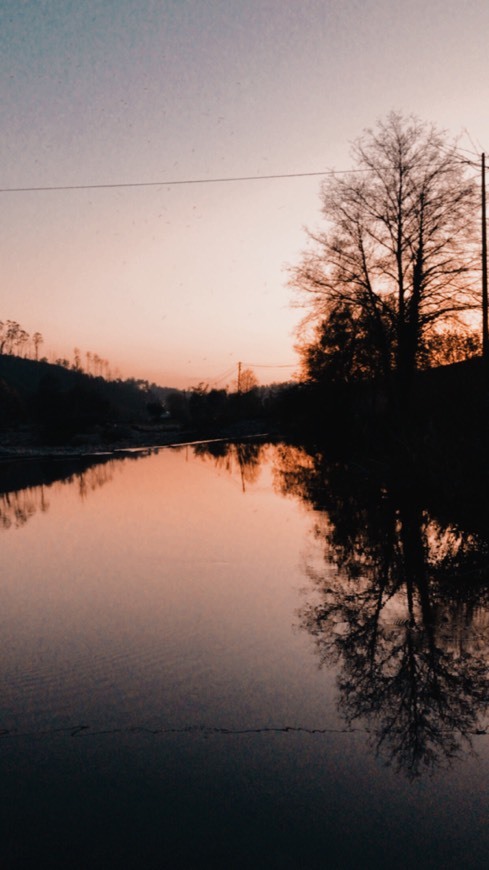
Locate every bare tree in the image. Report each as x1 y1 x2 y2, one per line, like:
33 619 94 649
32 332 44 361
0 320 28 355
235 367 258 393
15 327 29 357
290 113 478 409
72 347 82 371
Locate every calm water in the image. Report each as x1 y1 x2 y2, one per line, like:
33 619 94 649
1 442 489 869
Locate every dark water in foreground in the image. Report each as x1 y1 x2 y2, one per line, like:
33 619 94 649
1 442 489 868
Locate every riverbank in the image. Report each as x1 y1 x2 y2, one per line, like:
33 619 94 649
0 419 274 461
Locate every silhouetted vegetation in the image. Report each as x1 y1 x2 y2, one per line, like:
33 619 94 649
272 114 489 486
164 380 297 436
291 113 478 420
0 351 301 447
0 354 177 443
2 115 486 462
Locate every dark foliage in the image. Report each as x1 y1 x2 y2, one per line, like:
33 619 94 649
0 355 159 440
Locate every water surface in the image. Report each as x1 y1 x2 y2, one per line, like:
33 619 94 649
1 443 489 868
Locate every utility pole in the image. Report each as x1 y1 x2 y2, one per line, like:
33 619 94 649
237 361 242 394
482 152 488 380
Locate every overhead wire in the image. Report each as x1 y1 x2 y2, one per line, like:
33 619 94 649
206 364 237 386
0 144 482 194
2 145 482 385
0 168 367 194
242 362 296 368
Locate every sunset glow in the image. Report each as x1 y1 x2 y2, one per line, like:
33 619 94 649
2 1 488 387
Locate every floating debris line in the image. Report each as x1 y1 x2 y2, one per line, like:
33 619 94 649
1 723 489 740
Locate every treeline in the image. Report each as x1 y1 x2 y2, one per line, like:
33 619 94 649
164 380 296 432
0 320 44 359
0 354 175 441
0 350 302 444
0 319 120 379
0 319 299 441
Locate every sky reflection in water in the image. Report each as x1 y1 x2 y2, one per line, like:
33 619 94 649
1 443 489 867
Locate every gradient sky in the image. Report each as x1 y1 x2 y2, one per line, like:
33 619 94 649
2 0 489 388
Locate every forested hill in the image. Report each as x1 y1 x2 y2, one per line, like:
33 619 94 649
0 354 293 447
0 354 173 435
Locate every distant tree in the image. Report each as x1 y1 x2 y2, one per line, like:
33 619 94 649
290 113 478 411
0 320 28 355
0 321 11 353
32 332 44 361
15 327 29 357
236 367 258 393
72 347 82 371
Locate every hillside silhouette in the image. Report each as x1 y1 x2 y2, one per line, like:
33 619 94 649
0 354 178 445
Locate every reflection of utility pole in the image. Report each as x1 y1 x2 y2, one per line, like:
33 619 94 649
237 361 242 394
238 452 246 493
482 153 488 381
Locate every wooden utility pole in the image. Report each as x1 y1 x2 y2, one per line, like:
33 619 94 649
482 153 488 378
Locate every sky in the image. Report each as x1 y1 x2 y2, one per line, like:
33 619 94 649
2 0 489 389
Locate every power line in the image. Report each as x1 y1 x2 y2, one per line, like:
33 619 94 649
0 145 478 193
207 365 237 386
242 362 297 368
0 144 481 194
0 169 366 195
189 362 296 387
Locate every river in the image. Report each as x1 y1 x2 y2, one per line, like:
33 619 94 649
1 442 488 868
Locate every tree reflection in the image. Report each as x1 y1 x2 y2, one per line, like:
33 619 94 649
0 456 121 529
0 485 49 529
274 445 489 778
193 440 265 491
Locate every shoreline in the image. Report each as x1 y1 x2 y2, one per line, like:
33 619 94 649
0 425 274 463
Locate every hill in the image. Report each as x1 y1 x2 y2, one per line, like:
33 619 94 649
0 354 176 443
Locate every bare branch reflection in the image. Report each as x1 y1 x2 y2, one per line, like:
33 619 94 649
274 445 489 778
193 441 265 490
0 486 48 529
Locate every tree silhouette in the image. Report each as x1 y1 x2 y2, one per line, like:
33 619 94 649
236 367 258 394
290 113 478 411
32 332 44 361
0 320 29 355
72 347 82 371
